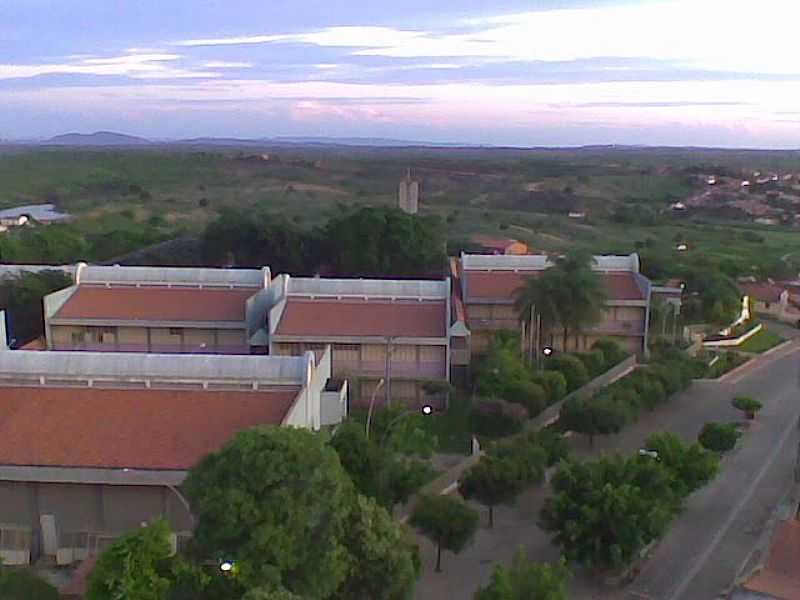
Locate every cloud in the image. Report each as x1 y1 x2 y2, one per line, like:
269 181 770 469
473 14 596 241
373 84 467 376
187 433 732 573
0 52 220 80
202 61 254 68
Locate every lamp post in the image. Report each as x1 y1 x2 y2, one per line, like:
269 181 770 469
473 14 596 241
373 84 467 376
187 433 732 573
121 468 195 530
365 378 386 440
375 405 434 445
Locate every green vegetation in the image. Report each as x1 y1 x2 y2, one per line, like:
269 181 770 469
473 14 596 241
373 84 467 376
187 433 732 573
541 437 719 571
731 396 763 419
410 494 479 573
699 422 741 452
470 398 528 438
459 455 528 528
738 328 784 353
181 426 419 599
0 569 61 600
201 205 446 277
0 270 72 345
475 551 570 600
704 351 749 378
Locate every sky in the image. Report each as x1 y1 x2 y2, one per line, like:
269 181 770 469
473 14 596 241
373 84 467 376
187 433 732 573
1 0 799 147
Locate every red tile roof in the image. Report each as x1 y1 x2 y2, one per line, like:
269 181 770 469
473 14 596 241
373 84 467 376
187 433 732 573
743 519 800 599
739 282 786 304
0 386 298 470
54 285 258 323
463 270 645 302
275 298 447 338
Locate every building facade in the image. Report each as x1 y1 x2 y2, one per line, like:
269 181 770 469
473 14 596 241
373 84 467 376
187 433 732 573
44 263 272 354
268 275 453 408
458 253 652 356
0 349 337 566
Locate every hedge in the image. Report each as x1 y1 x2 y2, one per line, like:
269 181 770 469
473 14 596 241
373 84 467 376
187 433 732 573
545 355 590 392
699 422 740 453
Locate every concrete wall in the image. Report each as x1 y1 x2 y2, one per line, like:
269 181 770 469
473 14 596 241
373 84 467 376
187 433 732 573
0 480 193 558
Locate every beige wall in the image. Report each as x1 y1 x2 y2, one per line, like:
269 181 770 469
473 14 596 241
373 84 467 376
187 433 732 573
49 324 248 353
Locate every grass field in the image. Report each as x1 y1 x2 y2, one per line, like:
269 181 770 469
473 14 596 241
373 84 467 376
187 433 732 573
737 327 785 353
1 145 799 272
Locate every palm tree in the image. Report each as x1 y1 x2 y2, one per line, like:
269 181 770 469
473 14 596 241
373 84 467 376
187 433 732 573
550 250 608 351
513 268 562 362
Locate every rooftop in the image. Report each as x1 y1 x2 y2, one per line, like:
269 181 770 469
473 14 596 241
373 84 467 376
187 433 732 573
274 297 447 338
462 270 647 302
53 285 258 323
460 252 640 273
741 519 800 600
76 264 270 288
286 275 448 300
0 386 298 470
739 281 786 304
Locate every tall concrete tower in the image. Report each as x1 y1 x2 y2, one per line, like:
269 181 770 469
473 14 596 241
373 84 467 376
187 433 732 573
398 169 419 215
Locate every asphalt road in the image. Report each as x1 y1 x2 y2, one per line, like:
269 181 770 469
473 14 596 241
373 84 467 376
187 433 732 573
412 340 800 600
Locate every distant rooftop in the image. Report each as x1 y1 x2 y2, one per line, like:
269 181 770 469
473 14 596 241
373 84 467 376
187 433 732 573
0 204 71 222
284 275 449 299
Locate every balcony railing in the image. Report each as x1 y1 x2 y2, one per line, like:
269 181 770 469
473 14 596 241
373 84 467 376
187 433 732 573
331 359 446 379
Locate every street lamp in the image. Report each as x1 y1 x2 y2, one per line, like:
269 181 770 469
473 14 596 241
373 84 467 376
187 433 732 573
542 346 554 357
365 378 386 440
121 468 195 529
219 560 235 573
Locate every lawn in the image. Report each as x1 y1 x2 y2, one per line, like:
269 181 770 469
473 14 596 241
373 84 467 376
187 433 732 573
738 327 784 353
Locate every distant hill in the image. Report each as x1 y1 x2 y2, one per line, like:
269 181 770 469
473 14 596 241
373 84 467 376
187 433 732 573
270 136 472 148
46 131 151 146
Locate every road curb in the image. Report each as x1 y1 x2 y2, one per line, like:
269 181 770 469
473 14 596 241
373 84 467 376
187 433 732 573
713 339 797 383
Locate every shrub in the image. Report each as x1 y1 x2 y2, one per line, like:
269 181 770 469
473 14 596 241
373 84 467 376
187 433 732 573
0 570 61 600
698 422 740 453
545 355 590 392
592 338 627 367
503 379 548 418
470 399 527 438
532 371 568 405
732 396 762 419
576 349 606 378
646 364 683 396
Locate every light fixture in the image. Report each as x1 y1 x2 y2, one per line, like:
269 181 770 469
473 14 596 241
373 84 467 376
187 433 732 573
421 405 433 416
542 347 553 357
220 560 234 573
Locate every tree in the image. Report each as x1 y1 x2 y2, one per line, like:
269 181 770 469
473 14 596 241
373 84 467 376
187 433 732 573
514 269 562 360
0 270 72 345
0 570 61 600
86 519 173 600
242 587 303 600
540 456 677 570
475 551 570 600
545 355 589 392
558 394 629 446
732 396 762 420
459 456 526 528
184 427 353 597
410 494 479 573
698 422 740 453
334 495 419 600
643 432 718 495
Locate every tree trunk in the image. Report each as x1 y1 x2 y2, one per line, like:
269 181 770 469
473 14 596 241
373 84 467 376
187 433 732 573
435 543 442 572
489 505 494 528
563 327 569 352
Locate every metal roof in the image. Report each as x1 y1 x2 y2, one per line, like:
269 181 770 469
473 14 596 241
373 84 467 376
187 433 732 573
0 350 312 386
288 276 449 299
460 253 640 273
77 264 270 288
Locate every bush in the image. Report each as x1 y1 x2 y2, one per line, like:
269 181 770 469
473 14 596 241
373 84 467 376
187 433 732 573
545 355 590 392
592 338 627 367
732 396 762 419
532 371 568 405
504 379 548 418
0 570 61 600
576 349 607 378
470 399 527 438
698 422 740 453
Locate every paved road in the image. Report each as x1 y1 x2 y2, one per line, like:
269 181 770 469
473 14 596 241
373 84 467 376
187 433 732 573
412 341 800 600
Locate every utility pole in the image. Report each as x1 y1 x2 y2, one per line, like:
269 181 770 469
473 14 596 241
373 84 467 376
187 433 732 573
528 304 535 367
385 336 393 407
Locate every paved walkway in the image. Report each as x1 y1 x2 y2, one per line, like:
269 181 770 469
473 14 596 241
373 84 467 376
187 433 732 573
412 343 800 600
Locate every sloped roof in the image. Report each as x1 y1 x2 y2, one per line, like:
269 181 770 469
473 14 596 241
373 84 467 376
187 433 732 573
0 386 298 470
274 298 447 338
53 285 258 323
462 270 646 302
739 282 786 304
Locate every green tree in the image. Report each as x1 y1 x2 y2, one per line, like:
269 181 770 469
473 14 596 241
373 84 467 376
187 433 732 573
732 396 762 419
698 422 740 453
410 495 479 573
184 427 353 596
242 587 303 600
643 432 719 494
551 249 608 351
86 519 173 600
514 269 562 360
334 495 419 600
540 456 678 570
475 551 570 600
0 270 71 345
0 570 61 600
558 394 629 446
459 456 526 528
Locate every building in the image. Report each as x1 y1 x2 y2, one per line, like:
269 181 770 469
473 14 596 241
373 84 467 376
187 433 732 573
398 169 420 215
268 275 454 407
472 236 529 255
44 263 272 354
739 281 800 325
457 253 651 356
733 518 800 599
0 348 340 566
